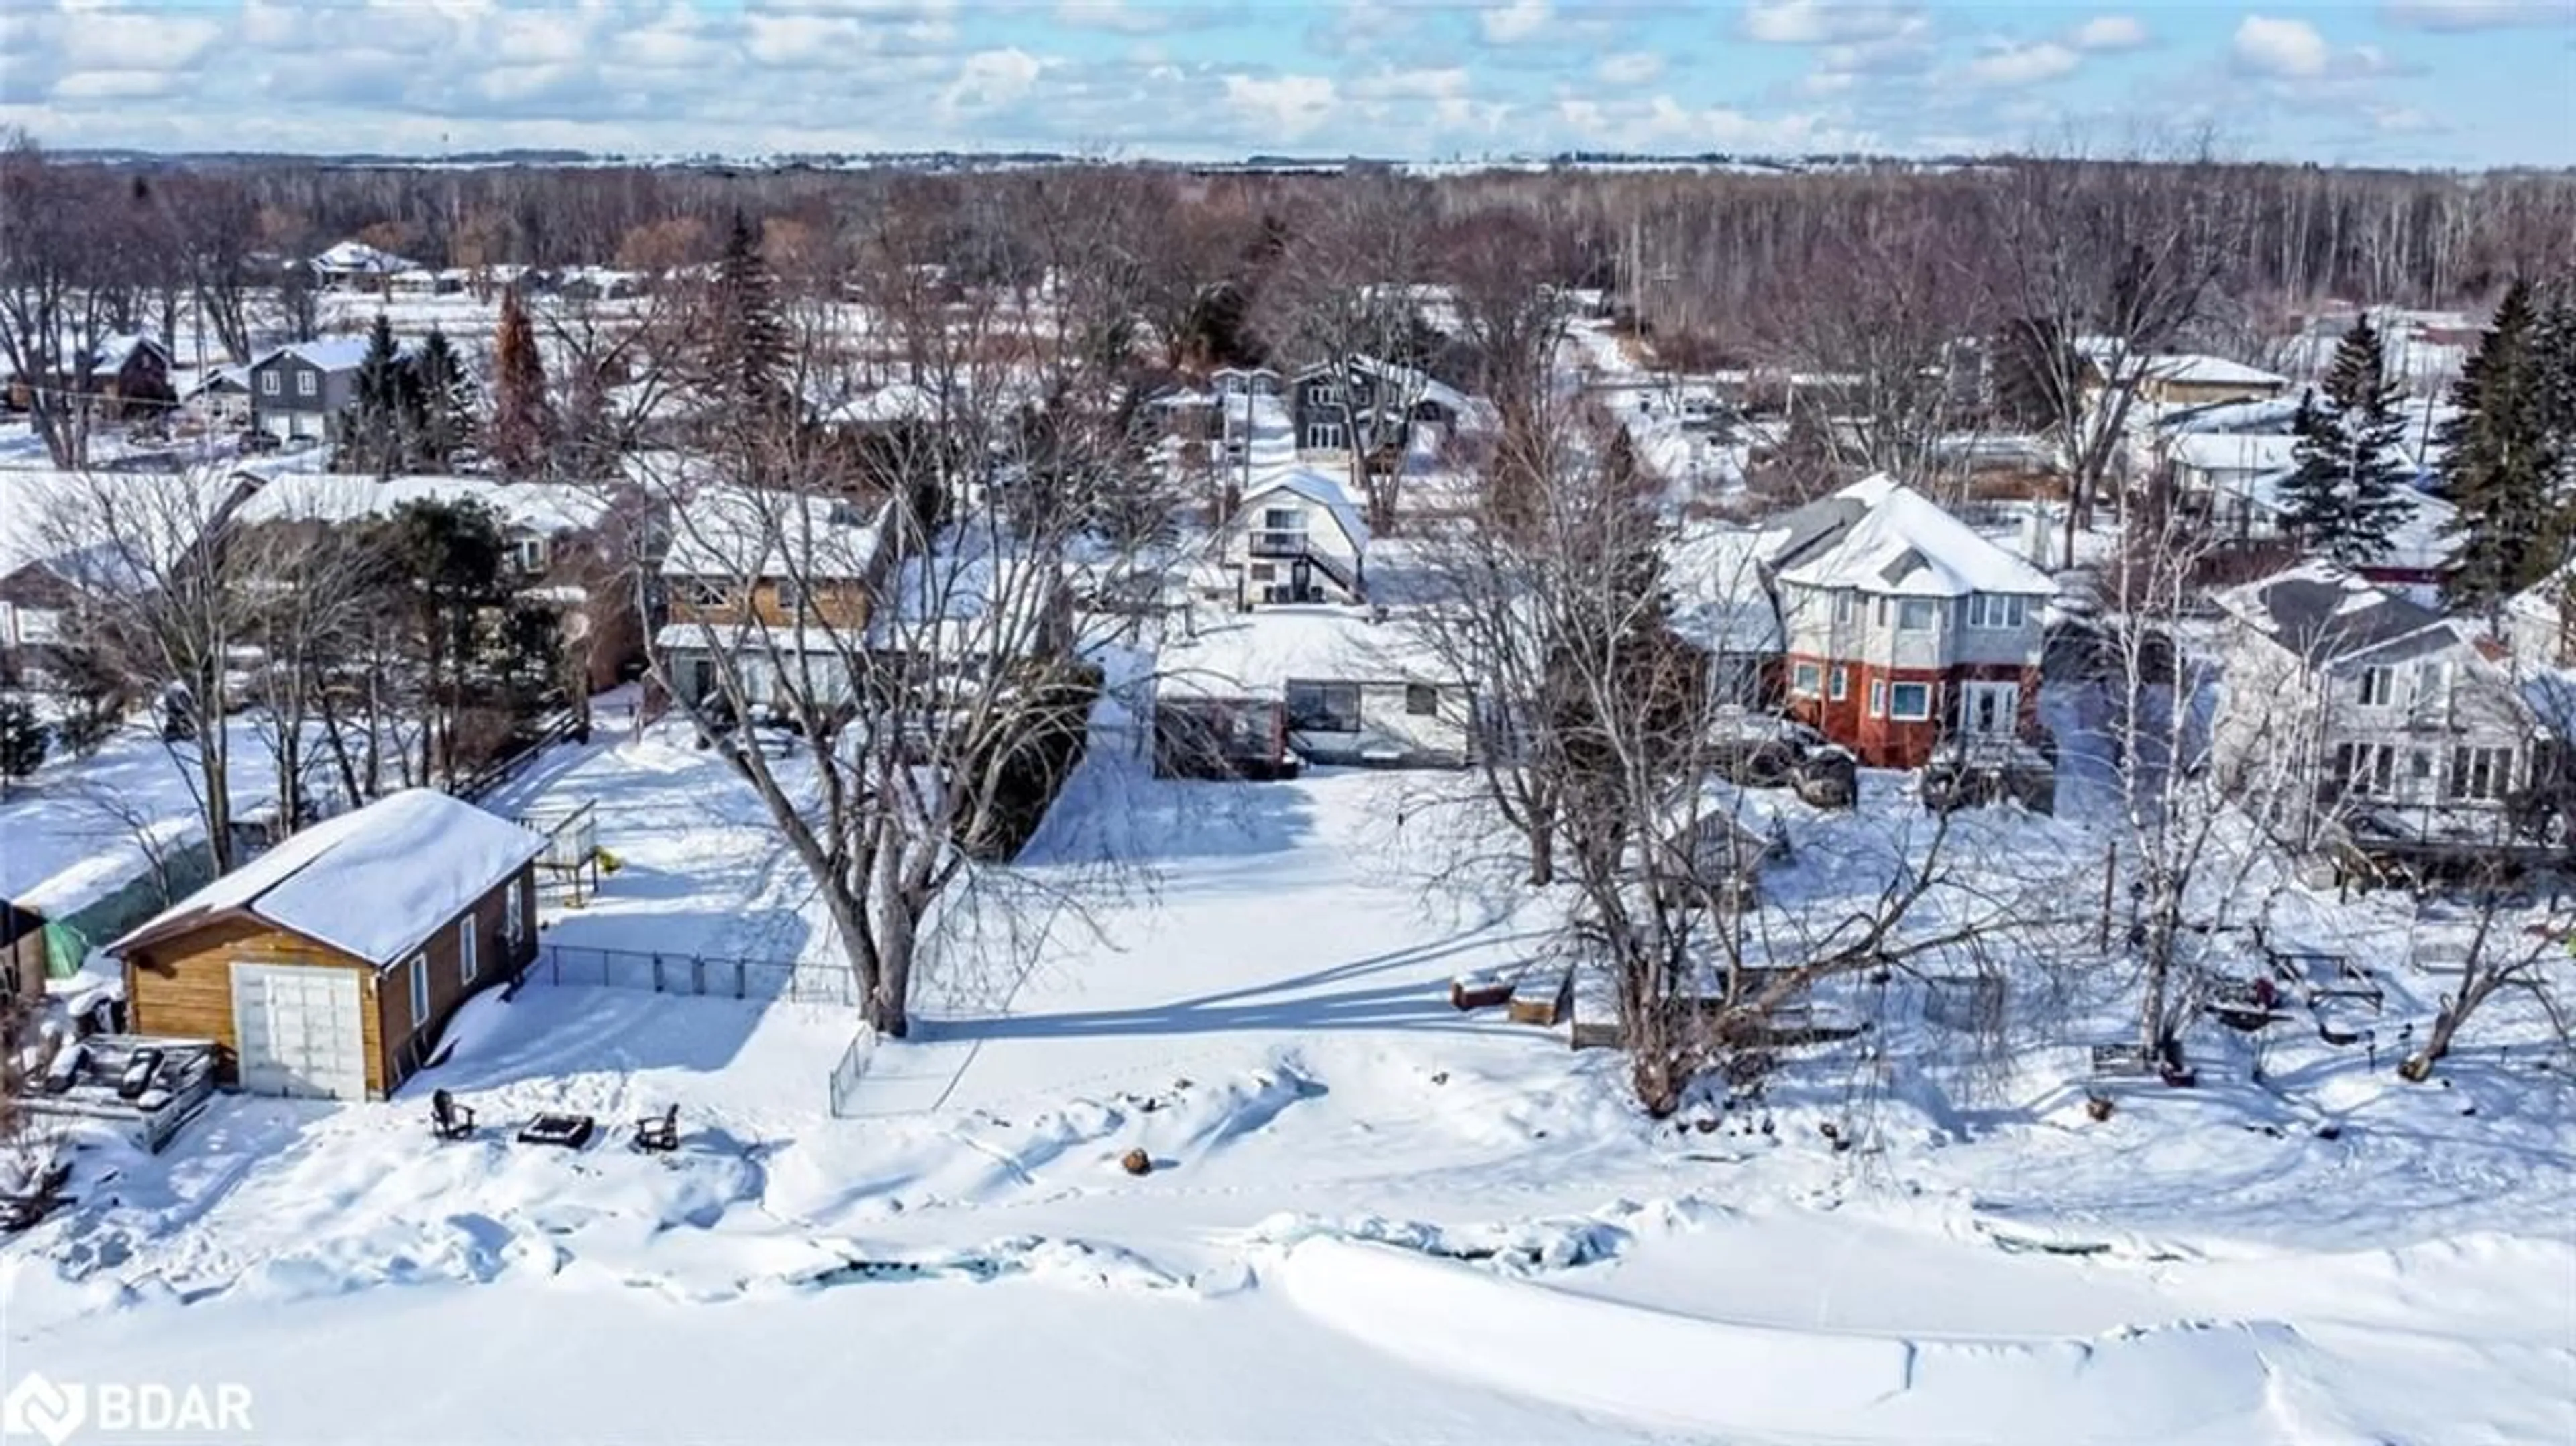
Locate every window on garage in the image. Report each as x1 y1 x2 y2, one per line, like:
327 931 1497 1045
409 952 429 1027
459 915 478 986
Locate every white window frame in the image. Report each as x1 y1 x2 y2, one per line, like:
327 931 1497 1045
1969 594 2026 629
459 915 478 986
1305 420 1347 451
1889 682 1933 720
1829 665 1849 701
1832 590 1859 625
2357 667 2394 707
295 370 317 398
1896 598 1940 632
259 371 280 396
684 579 732 610
1868 679 1887 716
408 952 429 1026
503 877 524 946
1791 661 1823 698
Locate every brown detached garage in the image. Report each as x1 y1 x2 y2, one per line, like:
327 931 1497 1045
111 789 546 1101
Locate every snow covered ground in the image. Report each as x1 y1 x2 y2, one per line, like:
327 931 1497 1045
7 672 2572 1444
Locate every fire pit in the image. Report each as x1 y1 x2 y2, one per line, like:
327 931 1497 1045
516 1113 597 1149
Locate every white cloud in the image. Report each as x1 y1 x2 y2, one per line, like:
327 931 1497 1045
1348 68 1470 101
2066 15 2150 51
1556 92 1863 152
2232 15 2332 78
940 48 1042 117
56 9 223 71
1963 40 2080 87
1054 0 1180 34
1479 0 1551 45
1595 51 1665 85
2381 0 2573 31
1739 1 1921 46
1222 73 1336 140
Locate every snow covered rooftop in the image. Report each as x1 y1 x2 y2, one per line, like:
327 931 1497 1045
1767 474 2055 600
1668 522 1786 654
235 473 612 535
251 337 376 374
112 789 544 968
0 469 249 586
1161 606 1450 700
660 487 887 582
2169 432 2302 476
2214 561 2451 663
1239 467 1371 554
311 239 421 276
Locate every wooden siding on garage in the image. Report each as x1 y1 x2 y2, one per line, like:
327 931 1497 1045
123 915 390 1097
122 865 539 1101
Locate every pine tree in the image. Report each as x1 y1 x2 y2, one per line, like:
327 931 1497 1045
490 287 551 478
344 312 411 478
2279 317 2414 569
706 211 788 421
409 327 476 471
2533 283 2576 496
2439 281 2563 614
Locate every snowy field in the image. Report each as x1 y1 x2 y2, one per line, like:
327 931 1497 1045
5 678 2573 1445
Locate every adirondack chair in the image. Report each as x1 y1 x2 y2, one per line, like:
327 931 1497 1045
633 1105 679 1154
429 1089 476 1141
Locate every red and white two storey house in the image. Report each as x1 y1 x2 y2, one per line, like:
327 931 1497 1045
1765 476 2056 769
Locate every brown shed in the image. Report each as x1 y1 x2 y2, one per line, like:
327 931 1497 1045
111 789 545 1101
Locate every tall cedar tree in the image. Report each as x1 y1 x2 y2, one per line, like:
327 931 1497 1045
490 286 550 478
2278 316 2414 569
2440 282 2563 613
345 312 412 478
707 211 790 423
409 327 476 471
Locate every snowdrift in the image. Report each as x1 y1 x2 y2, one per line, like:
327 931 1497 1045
1271 1236 2306 1445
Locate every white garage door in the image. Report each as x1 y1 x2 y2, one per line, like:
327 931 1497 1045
231 964 368 1101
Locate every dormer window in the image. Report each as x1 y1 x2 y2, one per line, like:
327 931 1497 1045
1896 598 1939 631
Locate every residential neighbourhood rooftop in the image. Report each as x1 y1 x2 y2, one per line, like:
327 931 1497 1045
1768 474 2056 599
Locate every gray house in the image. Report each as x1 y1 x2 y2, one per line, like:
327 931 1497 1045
246 338 374 443
2211 562 2553 858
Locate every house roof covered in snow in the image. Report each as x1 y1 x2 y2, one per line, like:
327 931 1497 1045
2169 432 2303 476
2078 341 2287 392
235 474 612 535
1766 474 2055 600
311 239 420 276
1239 467 1371 554
111 789 544 968
1667 522 1786 655
2214 561 2453 665
0 469 254 590
1161 606 1451 700
659 487 887 582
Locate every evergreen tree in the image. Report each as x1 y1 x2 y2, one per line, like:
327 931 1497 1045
2439 280 2563 614
409 327 476 471
344 312 412 478
2278 316 2414 569
706 210 789 421
2533 283 2576 496
0 694 49 793
490 287 551 478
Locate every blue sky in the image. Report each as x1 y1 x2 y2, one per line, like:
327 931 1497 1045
0 2 2569 166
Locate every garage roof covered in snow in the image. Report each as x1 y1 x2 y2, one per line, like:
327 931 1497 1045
111 789 545 968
